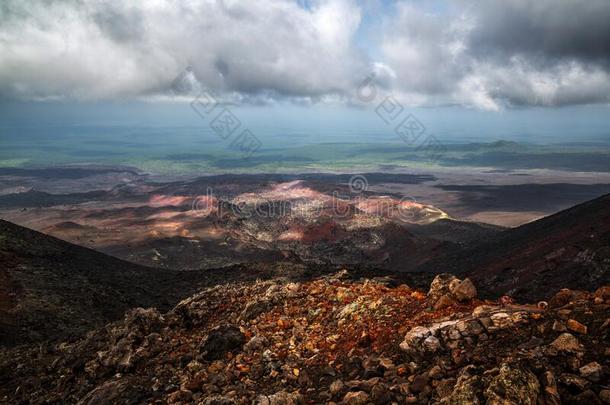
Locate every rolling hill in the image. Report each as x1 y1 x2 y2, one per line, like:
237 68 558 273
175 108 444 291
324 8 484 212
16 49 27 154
0 220 316 346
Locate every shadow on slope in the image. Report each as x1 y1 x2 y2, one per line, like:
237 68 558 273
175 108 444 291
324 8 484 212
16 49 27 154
416 194 610 301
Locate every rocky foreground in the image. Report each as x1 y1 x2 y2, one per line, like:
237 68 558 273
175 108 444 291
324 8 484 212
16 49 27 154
1 273 609 404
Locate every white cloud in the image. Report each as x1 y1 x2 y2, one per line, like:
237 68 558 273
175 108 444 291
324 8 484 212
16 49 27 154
0 0 366 101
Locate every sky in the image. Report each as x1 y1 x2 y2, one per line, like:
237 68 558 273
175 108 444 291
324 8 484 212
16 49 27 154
1 0 610 143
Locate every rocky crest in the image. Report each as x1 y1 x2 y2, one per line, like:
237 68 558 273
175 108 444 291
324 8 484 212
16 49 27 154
1 273 608 404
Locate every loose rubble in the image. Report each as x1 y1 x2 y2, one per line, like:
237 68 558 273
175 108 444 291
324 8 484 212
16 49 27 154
0 273 608 404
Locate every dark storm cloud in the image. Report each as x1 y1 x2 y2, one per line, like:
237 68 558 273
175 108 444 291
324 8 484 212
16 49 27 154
381 0 610 109
470 0 610 63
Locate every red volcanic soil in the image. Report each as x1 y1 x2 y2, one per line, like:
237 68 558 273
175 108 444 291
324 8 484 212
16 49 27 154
0 179 459 271
300 220 345 244
149 195 191 207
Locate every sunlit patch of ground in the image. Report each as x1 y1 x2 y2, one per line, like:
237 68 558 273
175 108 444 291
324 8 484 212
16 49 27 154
355 197 449 225
149 195 195 207
464 211 545 227
0 179 457 268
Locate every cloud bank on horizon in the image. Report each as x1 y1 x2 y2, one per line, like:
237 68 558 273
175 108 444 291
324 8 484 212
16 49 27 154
1 0 610 110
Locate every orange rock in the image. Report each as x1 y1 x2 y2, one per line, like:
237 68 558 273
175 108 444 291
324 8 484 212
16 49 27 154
411 291 426 300
567 319 588 334
236 364 250 373
594 286 610 300
277 318 291 329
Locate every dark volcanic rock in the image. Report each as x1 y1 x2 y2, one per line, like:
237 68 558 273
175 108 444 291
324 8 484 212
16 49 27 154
199 324 245 360
76 377 150 405
0 270 608 404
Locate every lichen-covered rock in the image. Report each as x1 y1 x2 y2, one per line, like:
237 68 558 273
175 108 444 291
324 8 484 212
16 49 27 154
484 363 540 405
399 325 431 353
434 293 456 310
550 333 583 353
452 278 477 302
429 274 477 305
456 319 484 336
342 391 369 405
428 274 460 302
337 301 362 320
201 396 237 405
256 390 305 405
439 366 482 405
